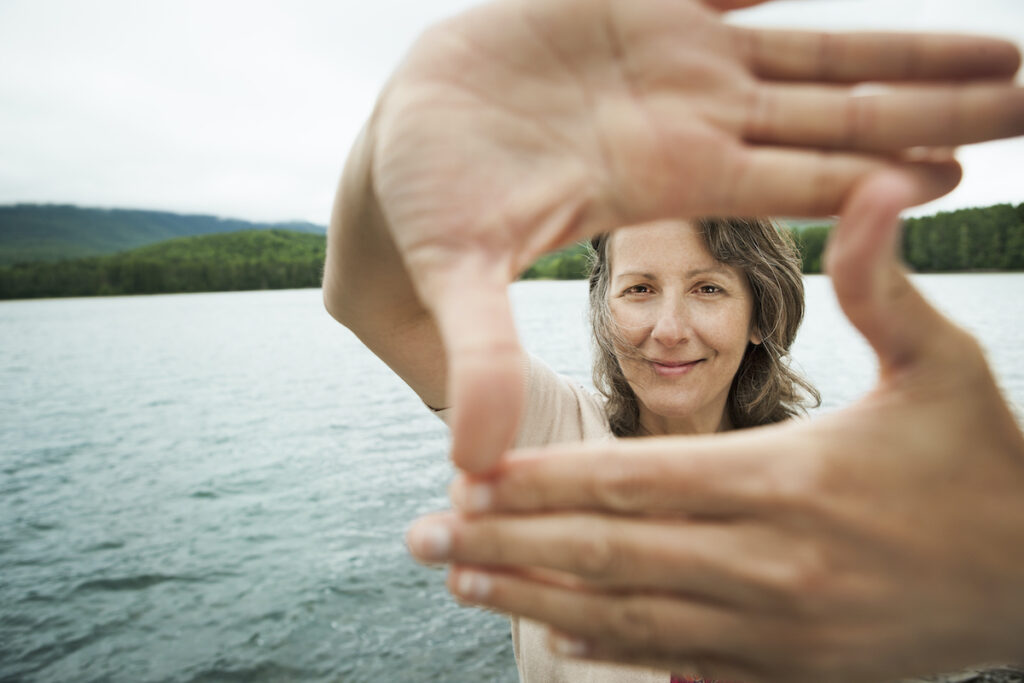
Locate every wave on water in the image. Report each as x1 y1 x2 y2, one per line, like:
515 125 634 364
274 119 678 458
183 660 316 683
72 573 204 593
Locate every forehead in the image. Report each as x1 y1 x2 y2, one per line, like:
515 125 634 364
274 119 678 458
609 220 732 276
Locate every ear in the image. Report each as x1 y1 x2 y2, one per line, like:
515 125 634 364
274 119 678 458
749 326 763 345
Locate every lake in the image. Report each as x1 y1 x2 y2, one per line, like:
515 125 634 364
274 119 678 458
2 275 1023 682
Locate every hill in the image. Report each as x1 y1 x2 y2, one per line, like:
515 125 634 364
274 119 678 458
0 229 325 300
0 204 325 266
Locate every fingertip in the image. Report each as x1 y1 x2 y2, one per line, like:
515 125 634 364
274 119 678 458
429 269 525 474
909 159 962 203
449 399 520 475
447 344 525 474
868 160 961 210
985 36 1022 77
405 513 455 564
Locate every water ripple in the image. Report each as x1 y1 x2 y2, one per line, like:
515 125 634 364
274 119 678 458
72 574 204 593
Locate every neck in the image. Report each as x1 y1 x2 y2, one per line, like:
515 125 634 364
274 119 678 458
638 403 732 437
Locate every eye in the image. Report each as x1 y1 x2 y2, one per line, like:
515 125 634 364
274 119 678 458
696 284 721 295
624 284 653 295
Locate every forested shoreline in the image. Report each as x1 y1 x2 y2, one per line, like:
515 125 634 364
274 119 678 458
0 203 1021 300
522 203 1024 279
0 230 324 300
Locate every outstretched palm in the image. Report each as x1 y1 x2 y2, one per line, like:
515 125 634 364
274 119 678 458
366 0 1022 471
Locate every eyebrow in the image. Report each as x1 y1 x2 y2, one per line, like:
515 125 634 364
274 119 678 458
613 266 735 281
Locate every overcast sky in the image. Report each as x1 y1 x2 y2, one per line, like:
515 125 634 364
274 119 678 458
1 0 1022 224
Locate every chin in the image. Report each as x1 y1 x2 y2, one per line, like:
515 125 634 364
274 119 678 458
642 399 701 420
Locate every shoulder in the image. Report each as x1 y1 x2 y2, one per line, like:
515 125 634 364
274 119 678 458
516 354 610 449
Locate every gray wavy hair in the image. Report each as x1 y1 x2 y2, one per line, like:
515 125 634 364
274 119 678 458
588 218 820 437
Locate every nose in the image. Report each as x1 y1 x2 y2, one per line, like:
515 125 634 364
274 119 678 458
649 297 689 347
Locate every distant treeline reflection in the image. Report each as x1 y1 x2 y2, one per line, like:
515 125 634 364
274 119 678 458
1 203 1022 299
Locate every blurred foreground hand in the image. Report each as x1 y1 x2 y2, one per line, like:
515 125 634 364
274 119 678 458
407 172 1024 682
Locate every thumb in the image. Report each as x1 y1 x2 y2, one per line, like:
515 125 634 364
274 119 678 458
824 165 959 376
425 254 524 474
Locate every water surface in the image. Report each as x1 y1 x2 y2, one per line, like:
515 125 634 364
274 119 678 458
2 275 1022 682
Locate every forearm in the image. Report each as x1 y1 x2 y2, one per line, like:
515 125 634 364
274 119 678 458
323 122 424 330
322 119 448 406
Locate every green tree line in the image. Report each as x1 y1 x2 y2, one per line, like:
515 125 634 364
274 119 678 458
2 203 1020 299
0 230 325 300
522 203 1024 279
901 203 1024 272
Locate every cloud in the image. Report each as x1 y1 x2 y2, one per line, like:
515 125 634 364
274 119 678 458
0 0 1020 222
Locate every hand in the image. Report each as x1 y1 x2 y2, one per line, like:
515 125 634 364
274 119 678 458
367 0 1024 473
406 172 1024 682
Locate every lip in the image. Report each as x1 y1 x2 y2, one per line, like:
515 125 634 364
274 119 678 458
649 358 703 377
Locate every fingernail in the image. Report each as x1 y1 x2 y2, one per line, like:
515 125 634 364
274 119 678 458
455 570 491 601
550 633 589 658
406 519 451 562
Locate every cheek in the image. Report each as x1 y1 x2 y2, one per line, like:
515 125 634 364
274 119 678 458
704 304 755 351
608 303 647 344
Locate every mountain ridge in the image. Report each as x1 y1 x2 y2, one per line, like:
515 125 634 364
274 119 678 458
0 203 326 266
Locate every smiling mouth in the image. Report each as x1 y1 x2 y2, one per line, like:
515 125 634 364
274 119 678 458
648 359 703 377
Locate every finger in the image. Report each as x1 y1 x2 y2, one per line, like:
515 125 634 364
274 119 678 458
445 566 763 669
824 170 959 375
418 252 524 474
736 27 1021 82
740 82 1024 152
450 426 817 517
410 511 807 611
695 148 961 218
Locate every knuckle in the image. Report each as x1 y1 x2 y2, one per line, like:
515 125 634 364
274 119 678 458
569 521 617 580
588 455 652 512
814 31 839 81
842 94 874 147
752 455 824 513
606 598 657 645
761 545 832 618
744 86 776 141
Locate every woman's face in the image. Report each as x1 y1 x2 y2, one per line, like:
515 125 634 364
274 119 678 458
607 221 758 435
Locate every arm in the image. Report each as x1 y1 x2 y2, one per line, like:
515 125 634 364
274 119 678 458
407 173 1024 682
322 123 449 409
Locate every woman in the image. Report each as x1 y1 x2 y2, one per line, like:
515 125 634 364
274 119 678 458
587 217 817 440
328 203 818 681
